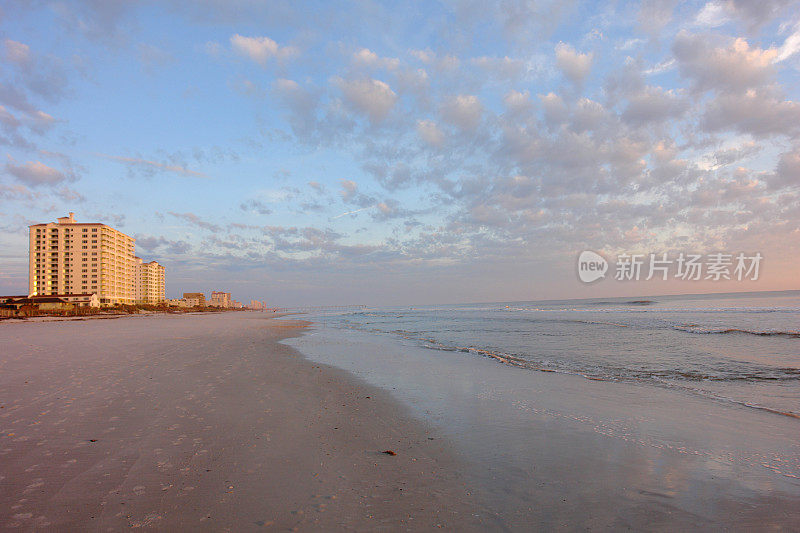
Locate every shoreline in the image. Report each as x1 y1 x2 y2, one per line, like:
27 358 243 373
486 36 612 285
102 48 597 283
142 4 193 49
286 318 800 531
0 307 274 323
0 312 490 530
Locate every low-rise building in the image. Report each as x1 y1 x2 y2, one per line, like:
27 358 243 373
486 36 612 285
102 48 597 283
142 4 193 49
0 293 99 309
209 291 231 308
183 292 206 306
165 297 199 307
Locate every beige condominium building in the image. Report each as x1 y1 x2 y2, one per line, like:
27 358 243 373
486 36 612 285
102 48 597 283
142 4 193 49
134 257 166 304
29 213 137 305
209 291 231 308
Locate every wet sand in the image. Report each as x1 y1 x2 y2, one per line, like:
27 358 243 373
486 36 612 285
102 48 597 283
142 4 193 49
288 322 800 531
0 313 489 531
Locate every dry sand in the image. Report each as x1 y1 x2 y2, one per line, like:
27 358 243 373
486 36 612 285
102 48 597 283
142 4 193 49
0 313 491 531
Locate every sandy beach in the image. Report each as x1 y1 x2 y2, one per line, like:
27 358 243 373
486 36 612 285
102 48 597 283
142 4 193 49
0 313 489 531
4 310 800 531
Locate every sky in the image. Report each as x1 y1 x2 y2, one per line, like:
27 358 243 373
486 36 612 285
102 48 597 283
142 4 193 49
0 0 799 306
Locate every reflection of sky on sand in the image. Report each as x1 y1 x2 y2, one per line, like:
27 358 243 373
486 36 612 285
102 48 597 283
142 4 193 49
286 324 800 530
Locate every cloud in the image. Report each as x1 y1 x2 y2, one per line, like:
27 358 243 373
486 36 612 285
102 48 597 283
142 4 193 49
416 119 444 147
673 32 777 93
339 179 358 202
335 78 397 123
701 90 800 137
1 39 69 103
721 0 793 32
637 0 678 35
168 212 221 232
621 86 689 125
138 43 175 72
441 94 482 131
230 34 298 65
0 105 21 131
0 183 37 201
3 39 31 64
204 41 221 57
555 42 593 85
46 0 133 43
471 56 526 80
773 146 800 188
240 199 273 215
503 90 532 114
272 78 319 137
694 2 731 27
0 82 38 114
712 141 762 167
539 92 568 125
135 234 192 254
99 153 209 178
775 22 800 62
352 48 400 70
4 158 75 187
28 110 57 134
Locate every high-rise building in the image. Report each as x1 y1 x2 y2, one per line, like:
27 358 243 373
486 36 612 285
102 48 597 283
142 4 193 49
29 213 137 305
135 257 166 304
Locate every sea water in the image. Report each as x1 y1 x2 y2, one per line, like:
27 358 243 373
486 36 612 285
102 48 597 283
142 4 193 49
303 290 800 418
282 290 800 528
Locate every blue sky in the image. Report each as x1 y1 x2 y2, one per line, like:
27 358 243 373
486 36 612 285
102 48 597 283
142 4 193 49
1 1 799 305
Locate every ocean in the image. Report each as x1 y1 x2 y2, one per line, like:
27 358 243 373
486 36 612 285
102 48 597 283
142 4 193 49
283 290 800 527
306 290 800 419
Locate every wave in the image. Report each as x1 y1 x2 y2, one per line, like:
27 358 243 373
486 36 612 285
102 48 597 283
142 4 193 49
671 384 800 420
417 339 800 383
588 300 656 306
674 326 800 338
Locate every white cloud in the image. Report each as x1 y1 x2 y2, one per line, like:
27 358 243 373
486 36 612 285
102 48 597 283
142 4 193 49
622 86 688 125
416 119 444 147
441 94 482 131
99 154 209 178
775 22 800 62
471 56 526 80
555 42 594 85
353 48 400 70
503 90 532 114
5 158 74 187
702 90 800 137
230 34 298 65
539 92 568 125
673 32 778 93
694 2 731 27
335 78 397 123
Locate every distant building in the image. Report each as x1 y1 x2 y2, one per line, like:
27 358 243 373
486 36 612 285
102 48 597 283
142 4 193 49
209 291 231 308
135 257 165 304
165 297 198 307
183 292 206 306
0 293 99 311
249 300 264 310
29 213 136 305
